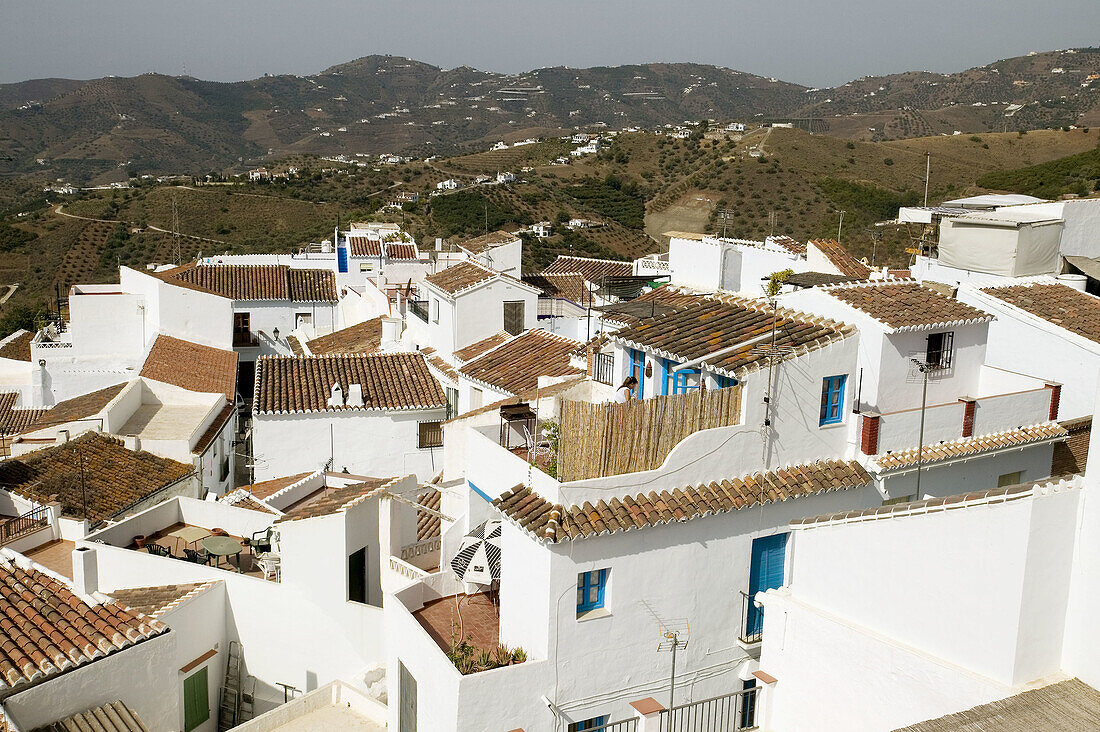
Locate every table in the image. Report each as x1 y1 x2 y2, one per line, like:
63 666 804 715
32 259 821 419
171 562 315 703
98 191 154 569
166 526 211 553
202 536 244 573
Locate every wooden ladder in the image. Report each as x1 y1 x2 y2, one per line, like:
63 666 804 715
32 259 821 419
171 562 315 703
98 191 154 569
218 641 243 731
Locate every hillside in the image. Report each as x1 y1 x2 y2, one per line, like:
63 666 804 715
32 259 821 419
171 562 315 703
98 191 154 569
3 50 1100 182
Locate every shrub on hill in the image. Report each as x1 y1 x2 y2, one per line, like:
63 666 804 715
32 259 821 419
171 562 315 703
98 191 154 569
817 178 920 221
976 145 1100 198
566 175 646 230
428 191 521 238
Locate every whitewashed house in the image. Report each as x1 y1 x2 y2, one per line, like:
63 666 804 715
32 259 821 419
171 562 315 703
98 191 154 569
455 329 583 413
251 353 447 481
412 260 540 362
454 230 523 276
436 178 461 191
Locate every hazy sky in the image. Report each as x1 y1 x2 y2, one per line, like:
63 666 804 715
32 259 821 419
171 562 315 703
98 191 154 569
3 1 1099 88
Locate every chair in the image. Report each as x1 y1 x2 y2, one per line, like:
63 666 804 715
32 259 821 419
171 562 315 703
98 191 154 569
255 553 281 581
146 543 172 558
251 527 274 554
184 548 211 565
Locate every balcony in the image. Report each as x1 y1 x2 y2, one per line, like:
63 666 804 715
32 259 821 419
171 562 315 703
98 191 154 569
407 299 429 323
737 590 763 653
233 331 260 348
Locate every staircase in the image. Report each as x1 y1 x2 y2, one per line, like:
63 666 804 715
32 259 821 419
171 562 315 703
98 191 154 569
218 641 255 730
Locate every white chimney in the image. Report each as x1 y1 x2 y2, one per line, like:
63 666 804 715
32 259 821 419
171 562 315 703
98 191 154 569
123 434 141 452
327 383 345 408
346 383 364 408
72 547 98 596
57 429 70 443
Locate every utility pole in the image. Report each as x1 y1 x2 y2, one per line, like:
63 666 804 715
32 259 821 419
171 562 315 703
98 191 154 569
78 445 89 523
172 194 181 266
717 208 734 237
913 360 930 497
837 211 845 243
923 152 931 207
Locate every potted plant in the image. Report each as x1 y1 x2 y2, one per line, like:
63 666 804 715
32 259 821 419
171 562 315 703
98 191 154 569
133 535 147 549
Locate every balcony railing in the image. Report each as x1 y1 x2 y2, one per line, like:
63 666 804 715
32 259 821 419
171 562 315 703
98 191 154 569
407 300 429 322
233 331 260 348
0 506 50 545
590 718 639 732
593 352 614 385
739 590 762 645
660 687 759 732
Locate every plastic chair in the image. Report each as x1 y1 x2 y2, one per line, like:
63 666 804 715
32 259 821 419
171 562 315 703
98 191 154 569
184 548 211 565
146 543 172 558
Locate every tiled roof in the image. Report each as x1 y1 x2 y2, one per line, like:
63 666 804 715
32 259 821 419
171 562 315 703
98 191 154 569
542 255 632 284
274 477 392 523
0 552 167 691
785 272 862 289
822 281 993 331
305 318 384 355
874 423 1067 472
423 261 500 295
31 700 148 732
22 383 127 433
809 239 872 278
417 488 442 541
0 393 46 438
168 264 337 302
458 330 583 395
140 335 238 401
980 282 1100 344
444 375 586 423
540 272 592 306
610 293 852 377
109 582 214 618
191 402 236 456
595 286 702 327
453 332 511 362
254 353 446 413
241 472 314 500
769 235 807 256
348 236 382 257
286 335 305 356
457 230 519 254
0 432 194 523
897 678 1100 732
0 331 32 362
387 243 419 260
420 347 459 383
495 459 871 542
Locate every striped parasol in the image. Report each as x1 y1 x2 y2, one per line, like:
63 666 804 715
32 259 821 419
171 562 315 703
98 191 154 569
450 520 502 585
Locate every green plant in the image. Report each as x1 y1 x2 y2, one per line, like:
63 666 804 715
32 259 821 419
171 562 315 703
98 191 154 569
495 643 512 666
512 647 527 663
476 649 494 670
542 419 560 479
883 158 894 166
766 268 794 297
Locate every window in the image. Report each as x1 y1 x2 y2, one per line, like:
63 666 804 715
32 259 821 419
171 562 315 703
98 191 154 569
348 547 368 604
998 471 1023 487
715 374 738 390
671 368 701 394
360 261 374 273
570 717 608 732
470 387 483 410
431 298 439 324
503 301 525 335
295 312 312 328
926 331 954 369
233 312 251 344
628 349 646 398
819 375 846 426
183 667 209 732
445 387 459 419
740 679 758 729
577 568 609 615
745 533 788 639
418 420 443 449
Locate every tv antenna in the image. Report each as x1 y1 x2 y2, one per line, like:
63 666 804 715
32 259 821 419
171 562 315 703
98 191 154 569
643 601 690 711
750 293 794 468
716 208 734 237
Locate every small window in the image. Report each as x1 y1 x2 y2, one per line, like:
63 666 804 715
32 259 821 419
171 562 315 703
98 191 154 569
671 368 701 394
577 568 609 615
183 667 210 732
348 546 368 604
233 312 250 335
418 421 443 449
431 298 440 324
503 301 525 335
570 717 608 732
470 388 483 410
820 375 846 425
295 312 312 328
926 331 954 369
998 471 1023 488
445 387 459 419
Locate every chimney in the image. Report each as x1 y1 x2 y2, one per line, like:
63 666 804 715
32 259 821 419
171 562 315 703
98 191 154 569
72 547 98 596
123 434 141 452
57 429 70 443
346 383 364 408
327 383 345 408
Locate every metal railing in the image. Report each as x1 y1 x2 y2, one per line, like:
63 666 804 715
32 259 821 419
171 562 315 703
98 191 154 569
739 591 762 645
590 718 639 732
0 505 50 545
407 300 429 322
593 352 614 385
660 687 759 732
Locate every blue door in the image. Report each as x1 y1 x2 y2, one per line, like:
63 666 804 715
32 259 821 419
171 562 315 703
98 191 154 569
337 245 349 273
746 533 788 637
629 349 646 398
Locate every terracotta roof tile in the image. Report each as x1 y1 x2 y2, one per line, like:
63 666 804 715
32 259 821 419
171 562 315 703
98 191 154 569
191 402 236 456
453 332 511 362
239 471 314 500
610 293 852 376
168 264 337 302
255 353 446 413
218 491 278 514
304 318 384 355
874 423 1067 471
457 230 519 255
421 347 460 383
0 432 193 523
769 235 807 256
24 384 127 433
0 554 167 691
286 335 305 356
0 331 32 362
274 478 391 523
417 488 441 541
140 335 238 401
980 282 1100 344
809 239 872 278
108 582 213 618
348 237 382 257
387 243 419 260
423 261 502 296
495 459 871 542
542 255 632 284
444 375 585 423
0 393 46 439
822 281 993 331
31 699 149 732
458 330 583 395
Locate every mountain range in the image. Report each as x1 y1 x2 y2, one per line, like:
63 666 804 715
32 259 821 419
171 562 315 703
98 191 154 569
2 48 1099 182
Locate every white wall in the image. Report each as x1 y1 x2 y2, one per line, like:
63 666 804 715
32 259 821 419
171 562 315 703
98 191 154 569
880 443 1057 501
252 408 446 481
159 582 229 732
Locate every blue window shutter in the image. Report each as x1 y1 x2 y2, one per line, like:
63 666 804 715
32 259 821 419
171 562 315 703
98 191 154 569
819 375 846 425
747 533 788 635
629 349 646 398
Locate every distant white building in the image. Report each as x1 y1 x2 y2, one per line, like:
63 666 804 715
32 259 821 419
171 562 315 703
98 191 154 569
436 178 461 191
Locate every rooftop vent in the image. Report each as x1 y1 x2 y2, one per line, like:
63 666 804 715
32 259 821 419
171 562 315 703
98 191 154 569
346 383 364 408
327 383 344 408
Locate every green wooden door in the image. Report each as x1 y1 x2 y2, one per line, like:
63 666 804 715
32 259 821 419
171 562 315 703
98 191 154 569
184 666 210 731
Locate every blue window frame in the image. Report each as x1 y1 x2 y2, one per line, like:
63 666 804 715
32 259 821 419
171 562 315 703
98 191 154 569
336 245 349 274
660 358 675 395
746 533 788 637
819 375 846 426
571 716 608 732
715 374 738 390
628 349 646 398
671 368 701 394
576 569 608 614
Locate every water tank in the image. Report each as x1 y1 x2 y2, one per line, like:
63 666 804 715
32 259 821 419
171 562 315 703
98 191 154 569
1056 273 1088 292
